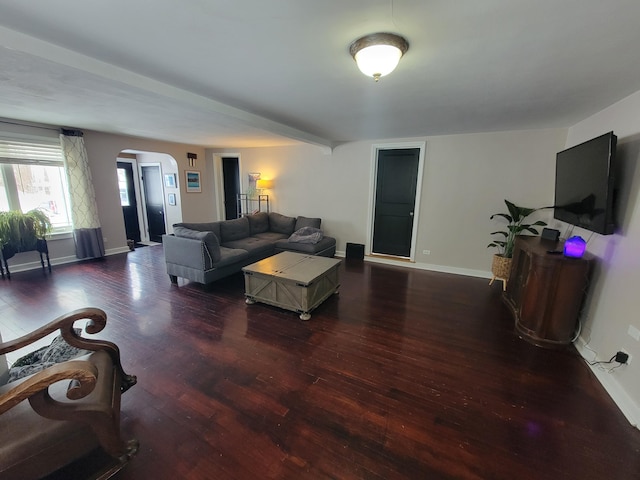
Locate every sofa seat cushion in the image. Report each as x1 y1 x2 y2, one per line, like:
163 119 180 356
221 237 275 257
214 247 250 268
252 232 289 242
247 212 269 235
173 226 221 263
268 212 296 235
220 216 251 242
275 236 336 255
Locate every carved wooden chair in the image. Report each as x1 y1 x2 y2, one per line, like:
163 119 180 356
0 308 138 479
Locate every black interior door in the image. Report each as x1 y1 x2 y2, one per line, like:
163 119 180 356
372 148 420 257
222 157 240 220
141 165 166 242
117 161 141 243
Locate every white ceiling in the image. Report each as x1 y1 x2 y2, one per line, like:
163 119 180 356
1 0 640 150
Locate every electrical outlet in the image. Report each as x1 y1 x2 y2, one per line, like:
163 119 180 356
619 349 632 365
628 325 640 341
422 250 431 255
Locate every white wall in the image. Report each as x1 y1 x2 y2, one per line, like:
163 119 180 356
212 127 568 275
83 131 210 252
566 89 640 426
0 124 209 271
134 152 182 236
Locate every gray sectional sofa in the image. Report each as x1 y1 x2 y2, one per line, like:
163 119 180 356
162 211 336 285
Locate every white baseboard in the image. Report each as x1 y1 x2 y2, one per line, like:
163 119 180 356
335 250 491 279
574 336 639 428
2 246 131 275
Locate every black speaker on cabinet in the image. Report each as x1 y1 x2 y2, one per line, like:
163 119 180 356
541 228 560 242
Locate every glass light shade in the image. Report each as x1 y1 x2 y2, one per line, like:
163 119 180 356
354 45 403 79
563 236 587 258
256 179 273 189
349 32 409 82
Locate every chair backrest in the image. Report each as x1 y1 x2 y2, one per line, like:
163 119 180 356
0 331 8 385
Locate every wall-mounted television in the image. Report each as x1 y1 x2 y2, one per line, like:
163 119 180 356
554 131 617 235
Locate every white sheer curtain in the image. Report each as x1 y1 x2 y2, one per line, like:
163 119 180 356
60 129 105 259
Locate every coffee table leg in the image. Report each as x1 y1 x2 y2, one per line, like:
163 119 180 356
245 297 256 305
300 312 311 321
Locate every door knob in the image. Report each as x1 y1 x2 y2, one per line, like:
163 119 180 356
409 212 414 217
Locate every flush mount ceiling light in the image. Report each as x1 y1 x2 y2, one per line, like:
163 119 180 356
349 32 409 82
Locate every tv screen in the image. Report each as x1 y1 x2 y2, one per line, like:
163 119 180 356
554 131 617 235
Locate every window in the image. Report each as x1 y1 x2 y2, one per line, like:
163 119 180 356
0 138 72 233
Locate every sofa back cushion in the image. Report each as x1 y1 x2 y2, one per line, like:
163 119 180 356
247 212 269 235
295 216 321 230
173 226 221 263
173 222 221 241
220 216 251 243
269 212 296 235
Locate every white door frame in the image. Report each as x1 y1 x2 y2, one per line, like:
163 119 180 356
366 141 426 262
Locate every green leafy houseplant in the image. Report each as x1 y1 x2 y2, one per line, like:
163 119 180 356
488 199 547 259
0 209 52 254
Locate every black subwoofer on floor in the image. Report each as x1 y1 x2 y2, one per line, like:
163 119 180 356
346 243 365 260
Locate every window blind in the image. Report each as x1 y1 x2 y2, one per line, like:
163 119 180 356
0 138 64 166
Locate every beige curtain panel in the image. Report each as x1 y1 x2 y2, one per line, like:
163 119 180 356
60 129 105 259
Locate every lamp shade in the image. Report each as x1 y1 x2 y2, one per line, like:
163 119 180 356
350 33 409 81
256 179 273 189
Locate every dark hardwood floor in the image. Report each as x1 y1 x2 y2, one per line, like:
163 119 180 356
1 246 639 479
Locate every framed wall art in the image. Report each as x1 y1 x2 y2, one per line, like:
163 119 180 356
168 193 177 206
185 170 201 193
164 173 177 188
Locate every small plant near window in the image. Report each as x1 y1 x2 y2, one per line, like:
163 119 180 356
0 209 52 254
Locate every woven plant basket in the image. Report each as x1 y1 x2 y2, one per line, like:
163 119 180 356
491 254 512 280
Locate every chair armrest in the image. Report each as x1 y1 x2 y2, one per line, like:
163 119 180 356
0 307 137 393
0 359 98 414
0 307 107 355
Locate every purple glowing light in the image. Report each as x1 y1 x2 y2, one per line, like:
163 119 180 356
564 236 587 258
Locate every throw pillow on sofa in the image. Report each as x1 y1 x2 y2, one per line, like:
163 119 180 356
173 226 222 263
295 216 321 230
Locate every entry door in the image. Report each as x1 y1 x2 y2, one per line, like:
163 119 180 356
372 148 420 257
222 157 240 220
117 161 141 243
141 165 166 243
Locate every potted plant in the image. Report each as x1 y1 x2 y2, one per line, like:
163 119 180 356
488 199 546 288
0 209 52 259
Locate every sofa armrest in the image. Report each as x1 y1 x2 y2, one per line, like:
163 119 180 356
163 234 215 270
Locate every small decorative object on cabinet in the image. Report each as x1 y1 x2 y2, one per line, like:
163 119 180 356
487 199 547 290
503 236 594 348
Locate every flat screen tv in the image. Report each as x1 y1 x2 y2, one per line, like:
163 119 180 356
554 131 617 235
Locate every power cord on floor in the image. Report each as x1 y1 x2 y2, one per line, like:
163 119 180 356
588 354 616 366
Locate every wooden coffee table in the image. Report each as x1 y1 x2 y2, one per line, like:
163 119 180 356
242 251 341 320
